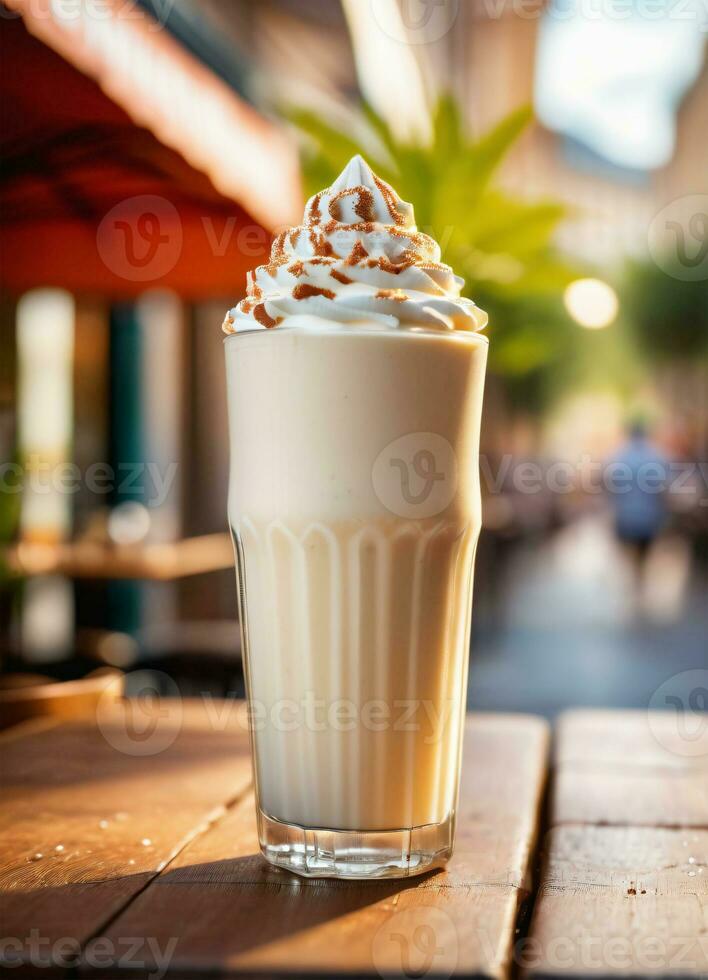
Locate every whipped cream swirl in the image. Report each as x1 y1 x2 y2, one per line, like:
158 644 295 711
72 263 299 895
223 155 487 333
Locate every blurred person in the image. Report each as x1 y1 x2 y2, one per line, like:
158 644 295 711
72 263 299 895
605 420 670 609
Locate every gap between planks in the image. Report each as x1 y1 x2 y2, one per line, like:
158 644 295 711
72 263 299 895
74 780 256 965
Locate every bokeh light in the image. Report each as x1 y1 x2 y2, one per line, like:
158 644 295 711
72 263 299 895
563 278 619 329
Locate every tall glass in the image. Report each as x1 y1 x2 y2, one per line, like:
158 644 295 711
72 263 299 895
225 325 487 878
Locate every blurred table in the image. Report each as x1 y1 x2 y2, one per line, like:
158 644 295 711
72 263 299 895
1 705 706 978
6 533 233 580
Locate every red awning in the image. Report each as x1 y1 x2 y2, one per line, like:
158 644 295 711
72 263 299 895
0 1 302 299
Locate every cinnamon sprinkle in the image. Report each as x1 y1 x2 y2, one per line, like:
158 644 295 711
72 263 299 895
271 231 288 260
330 268 353 284
366 256 411 275
307 193 323 225
419 261 450 272
287 261 306 277
355 187 375 222
313 236 335 258
292 284 336 301
263 254 289 277
376 288 407 302
324 219 380 235
373 174 407 226
387 227 428 245
328 187 376 223
346 241 369 265
253 304 281 329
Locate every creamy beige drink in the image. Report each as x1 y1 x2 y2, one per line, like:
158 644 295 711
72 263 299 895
224 157 487 878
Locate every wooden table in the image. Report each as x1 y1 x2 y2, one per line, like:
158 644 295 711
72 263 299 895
1 702 706 978
528 709 708 979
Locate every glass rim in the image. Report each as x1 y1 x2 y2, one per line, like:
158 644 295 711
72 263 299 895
223 325 489 345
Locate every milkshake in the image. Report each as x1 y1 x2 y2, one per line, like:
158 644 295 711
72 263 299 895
224 157 488 878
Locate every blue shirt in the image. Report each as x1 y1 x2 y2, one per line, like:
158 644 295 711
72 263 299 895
606 438 669 539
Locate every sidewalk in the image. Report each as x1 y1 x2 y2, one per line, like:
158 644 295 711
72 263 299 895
469 515 708 718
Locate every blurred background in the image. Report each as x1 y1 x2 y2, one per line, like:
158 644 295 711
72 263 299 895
1 0 706 722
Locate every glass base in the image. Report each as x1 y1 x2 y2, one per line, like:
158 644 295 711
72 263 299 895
258 809 454 879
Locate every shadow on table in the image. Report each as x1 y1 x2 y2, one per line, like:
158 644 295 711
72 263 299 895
3 858 447 973
3 865 448 966
151 855 446 962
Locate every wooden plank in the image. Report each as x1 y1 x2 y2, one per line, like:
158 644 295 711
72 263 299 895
552 710 708 829
452 715 550 890
82 713 549 979
525 824 708 978
555 709 708 771
0 699 252 973
528 709 708 979
553 768 708 829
